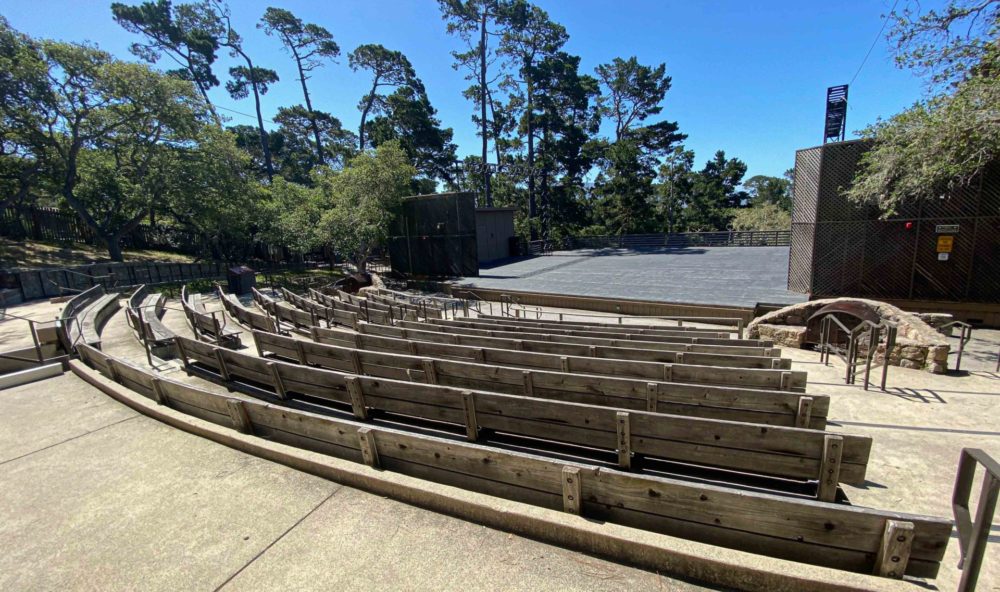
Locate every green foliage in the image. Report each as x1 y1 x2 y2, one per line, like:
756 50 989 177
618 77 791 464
313 141 416 270
683 151 749 231
847 1 999 215
349 44 421 151
743 174 791 211
730 202 790 231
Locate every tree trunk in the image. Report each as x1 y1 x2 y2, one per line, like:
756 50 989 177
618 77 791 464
241 53 274 181
292 48 325 165
106 235 124 262
526 76 536 241
359 82 378 152
479 8 492 207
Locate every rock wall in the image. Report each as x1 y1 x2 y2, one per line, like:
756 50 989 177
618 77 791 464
747 297 951 373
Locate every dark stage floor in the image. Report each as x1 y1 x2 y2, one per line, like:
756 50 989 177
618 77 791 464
453 246 808 309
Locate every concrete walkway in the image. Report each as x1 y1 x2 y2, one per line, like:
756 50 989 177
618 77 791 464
0 372 707 591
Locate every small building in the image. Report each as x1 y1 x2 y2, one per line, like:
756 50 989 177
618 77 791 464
788 139 1000 326
475 207 516 264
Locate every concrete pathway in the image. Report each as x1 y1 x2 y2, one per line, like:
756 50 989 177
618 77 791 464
0 372 709 592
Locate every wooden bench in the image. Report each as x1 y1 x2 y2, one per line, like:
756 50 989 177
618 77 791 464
364 290 439 319
77 343 953 579
125 285 174 355
217 286 278 334
263 330 819 427
397 319 770 349
448 314 737 336
425 316 735 340
308 288 392 325
309 327 806 392
63 286 120 350
177 335 857 499
348 323 793 370
181 286 241 348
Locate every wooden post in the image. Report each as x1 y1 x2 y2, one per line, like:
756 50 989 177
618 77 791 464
474 348 486 362
780 371 793 391
421 359 438 385
817 434 843 502
353 333 364 350
226 399 253 434
522 371 534 397
358 427 380 468
350 350 364 375
873 520 914 578
662 364 673 382
795 396 814 428
174 339 190 372
461 391 478 442
616 411 631 470
646 383 658 412
105 358 122 383
254 334 265 357
150 378 169 406
214 349 231 382
588 345 597 358
562 466 582 515
514 340 523 351
346 376 368 419
675 352 684 364
771 358 783 369
295 340 308 365
407 341 419 355
559 356 570 373
267 362 289 400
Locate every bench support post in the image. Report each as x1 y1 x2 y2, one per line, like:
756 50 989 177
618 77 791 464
421 359 438 384
461 391 478 442
226 399 253 435
562 466 582 515
267 362 289 400
646 383 658 413
817 434 843 502
522 371 534 397
795 396 814 428
616 411 632 470
346 376 368 420
358 427 379 468
873 520 914 579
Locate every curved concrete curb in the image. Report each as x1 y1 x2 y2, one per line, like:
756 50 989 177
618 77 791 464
70 360 919 592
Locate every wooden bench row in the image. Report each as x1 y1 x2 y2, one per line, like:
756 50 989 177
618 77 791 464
75 343 951 578
308 323 806 393
425 316 734 340
363 289 444 319
181 335 860 498
279 288 360 329
342 323 793 371
396 318 768 349
335 289 419 322
260 330 820 427
180 285 241 348
125 285 173 348
60 285 120 350
217 287 278 334
308 288 393 325
455 314 739 337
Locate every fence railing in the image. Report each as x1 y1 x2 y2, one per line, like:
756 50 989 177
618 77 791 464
527 230 791 254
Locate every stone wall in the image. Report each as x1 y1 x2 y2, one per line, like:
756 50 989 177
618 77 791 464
747 297 951 373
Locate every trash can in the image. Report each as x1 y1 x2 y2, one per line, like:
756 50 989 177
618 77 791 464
227 265 256 295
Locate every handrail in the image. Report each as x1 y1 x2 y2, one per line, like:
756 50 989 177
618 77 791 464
953 448 999 591
0 310 45 364
940 320 974 372
819 314 897 390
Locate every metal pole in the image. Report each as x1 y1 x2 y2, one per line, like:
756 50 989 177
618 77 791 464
955 324 968 372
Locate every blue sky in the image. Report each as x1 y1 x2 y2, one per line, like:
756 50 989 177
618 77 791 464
2 0 933 178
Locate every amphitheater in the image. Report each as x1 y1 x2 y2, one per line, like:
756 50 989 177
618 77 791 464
1 272 997 592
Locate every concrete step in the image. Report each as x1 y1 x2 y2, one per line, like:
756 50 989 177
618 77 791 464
0 363 64 390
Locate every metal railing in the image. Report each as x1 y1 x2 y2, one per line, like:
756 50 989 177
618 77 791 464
953 448 999 591
527 230 791 255
0 310 45 365
941 321 974 372
818 315 898 390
